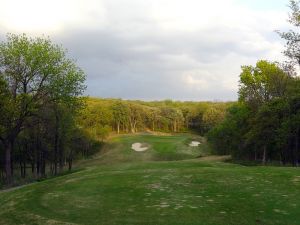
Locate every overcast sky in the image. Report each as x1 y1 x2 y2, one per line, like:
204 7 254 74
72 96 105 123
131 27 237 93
0 0 291 101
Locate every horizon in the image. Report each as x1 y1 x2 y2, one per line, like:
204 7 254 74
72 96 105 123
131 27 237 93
87 96 235 103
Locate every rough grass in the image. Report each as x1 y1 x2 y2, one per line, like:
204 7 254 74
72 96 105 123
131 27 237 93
0 134 300 225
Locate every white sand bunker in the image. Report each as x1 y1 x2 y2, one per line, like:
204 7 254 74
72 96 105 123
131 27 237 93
132 143 149 152
189 141 201 147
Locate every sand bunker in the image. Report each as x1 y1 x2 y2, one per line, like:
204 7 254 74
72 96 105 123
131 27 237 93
132 143 149 152
189 141 201 147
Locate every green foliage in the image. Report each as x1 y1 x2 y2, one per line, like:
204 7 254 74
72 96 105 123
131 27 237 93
77 98 231 137
202 104 226 132
239 60 289 110
207 103 250 156
96 125 111 141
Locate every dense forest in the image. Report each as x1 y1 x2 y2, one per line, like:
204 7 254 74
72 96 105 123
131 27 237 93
208 1 300 166
78 98 230 139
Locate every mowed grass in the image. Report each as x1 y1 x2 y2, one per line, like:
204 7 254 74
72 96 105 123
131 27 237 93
1 134 300 225
82 133 208 165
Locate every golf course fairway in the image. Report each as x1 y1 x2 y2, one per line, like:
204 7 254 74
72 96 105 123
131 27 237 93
0 134 300 225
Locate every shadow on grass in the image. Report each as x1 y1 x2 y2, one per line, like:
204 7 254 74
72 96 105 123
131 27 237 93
0 168 84 192
225 158 297 167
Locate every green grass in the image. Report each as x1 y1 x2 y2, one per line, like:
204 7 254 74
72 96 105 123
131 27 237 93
1 133 300 225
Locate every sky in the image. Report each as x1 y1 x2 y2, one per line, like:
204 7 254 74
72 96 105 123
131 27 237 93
0 0 292 101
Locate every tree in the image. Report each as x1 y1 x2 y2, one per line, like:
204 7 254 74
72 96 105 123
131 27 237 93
0 34 86 183
127 103 143 133
111 101 129 134
207 103 250 157
239 60 289 110
160 107 184 132
248 99 289 164
202 105 226 132
146 107 161 132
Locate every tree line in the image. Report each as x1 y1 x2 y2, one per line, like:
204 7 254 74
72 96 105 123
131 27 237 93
207 1 300 166
77 98 231 141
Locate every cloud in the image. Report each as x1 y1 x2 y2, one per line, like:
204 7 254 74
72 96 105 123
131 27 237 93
0 0 290 101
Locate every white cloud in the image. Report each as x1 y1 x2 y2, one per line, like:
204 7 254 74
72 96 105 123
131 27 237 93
0 0 107 33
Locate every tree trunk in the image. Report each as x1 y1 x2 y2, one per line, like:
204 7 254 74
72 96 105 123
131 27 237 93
295 130 299 167
40 148 46 177
54 113 59 175
186 119 189 129
24 162 26 178
31 162 35 175
262 146 267 165
117 122 120 134
130 122 133 133
68 158 73 171
20 161 25 178
50 163 54 175
54 142 58 175
59 138 64 173
173 120 177 132
130 121 136 133
4 141 13 184
134 121 137 133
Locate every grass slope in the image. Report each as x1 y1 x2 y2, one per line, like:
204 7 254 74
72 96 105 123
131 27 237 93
0 134 300 225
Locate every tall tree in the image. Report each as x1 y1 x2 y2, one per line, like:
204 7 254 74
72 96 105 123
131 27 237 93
112 101 129 134
128 103 143 133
